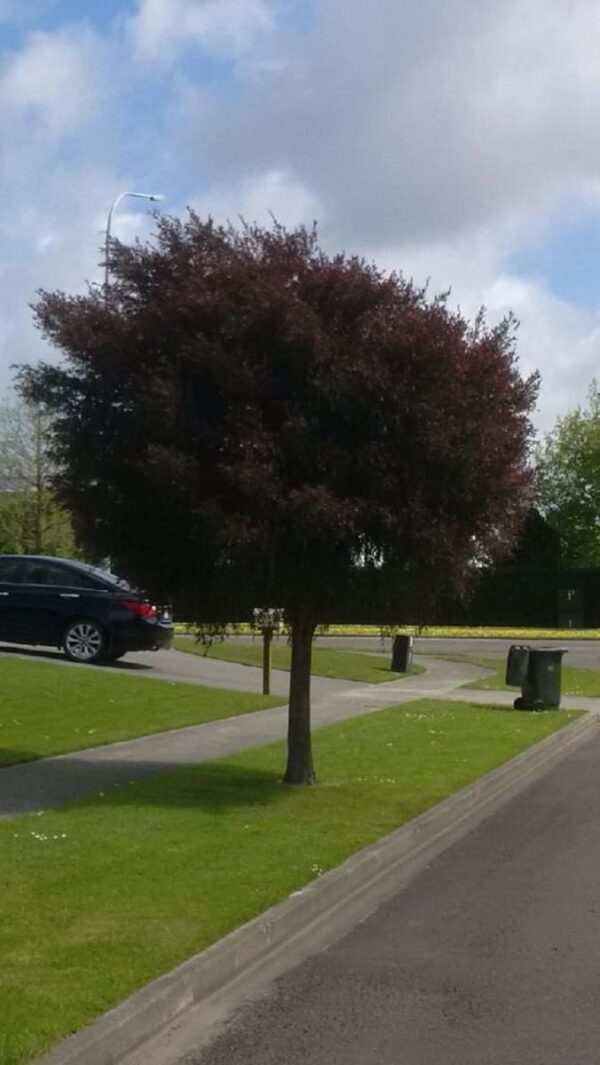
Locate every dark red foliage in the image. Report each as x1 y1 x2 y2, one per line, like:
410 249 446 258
21 215 537 617
19 215 539 782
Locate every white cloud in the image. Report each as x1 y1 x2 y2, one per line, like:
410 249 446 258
481 278 600 433
2 0 600 436
192 168 323 229
129 0 275 64
0 160 168 402
1 25 108 138
0 23 153 394
367 227 600 433
0 163 116 368
170 0 600 429
178 0 600 246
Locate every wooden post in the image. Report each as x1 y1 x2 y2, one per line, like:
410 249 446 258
262 626 274 695
253 608 283 696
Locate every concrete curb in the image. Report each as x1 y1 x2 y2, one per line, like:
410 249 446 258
33 712 599 1065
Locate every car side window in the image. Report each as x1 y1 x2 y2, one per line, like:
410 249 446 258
22 562 86 588
79 575 109 590
0 559 26 584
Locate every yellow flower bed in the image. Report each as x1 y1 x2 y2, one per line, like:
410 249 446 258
174 622 600 640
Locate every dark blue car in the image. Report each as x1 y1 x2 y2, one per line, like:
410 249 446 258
0 554 173 664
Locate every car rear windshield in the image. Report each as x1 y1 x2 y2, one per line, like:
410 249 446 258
81 564 140 593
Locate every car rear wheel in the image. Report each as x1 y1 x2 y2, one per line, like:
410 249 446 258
63 619 106 664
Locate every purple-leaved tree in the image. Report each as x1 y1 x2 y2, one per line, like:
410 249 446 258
19 216 539 784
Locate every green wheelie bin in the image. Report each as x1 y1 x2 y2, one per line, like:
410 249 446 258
507 646 568 710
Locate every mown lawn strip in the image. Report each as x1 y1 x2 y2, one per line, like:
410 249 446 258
0 699 580 1065
0 657 282 768
173 636 424 683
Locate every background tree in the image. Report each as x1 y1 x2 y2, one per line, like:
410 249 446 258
19 216 538 784
0 397 76 555
537 380 600 566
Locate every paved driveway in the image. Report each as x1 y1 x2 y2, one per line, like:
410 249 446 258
0 642 349 697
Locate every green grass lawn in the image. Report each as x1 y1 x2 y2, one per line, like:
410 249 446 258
0 657 282 768
420 653 600 697
0 699 579 1065
174 636 424 684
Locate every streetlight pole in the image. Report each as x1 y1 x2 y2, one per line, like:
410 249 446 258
104 191 163 298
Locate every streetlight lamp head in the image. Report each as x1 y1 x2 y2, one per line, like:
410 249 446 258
128 193 164 203
124 192 164 203
104 190 166 299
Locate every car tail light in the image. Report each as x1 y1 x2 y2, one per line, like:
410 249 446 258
119 600 158 619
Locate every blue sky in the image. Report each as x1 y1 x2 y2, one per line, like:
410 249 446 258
1 0 600 431
511 215 600 309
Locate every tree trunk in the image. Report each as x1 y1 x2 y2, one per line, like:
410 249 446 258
262 626 273 695
283 615 316 785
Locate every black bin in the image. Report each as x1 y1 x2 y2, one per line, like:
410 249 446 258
506 645 530 686
391 635 413 672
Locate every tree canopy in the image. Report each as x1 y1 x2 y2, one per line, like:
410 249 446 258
19 215 539 782
537 380 600 566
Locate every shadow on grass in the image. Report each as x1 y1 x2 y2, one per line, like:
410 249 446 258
461 698 564 715
104 761 287 813
0 699 567 820
0 754 286 819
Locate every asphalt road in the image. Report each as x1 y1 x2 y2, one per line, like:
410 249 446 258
316 635 600 671
2 635 599 685
179 732 600 1065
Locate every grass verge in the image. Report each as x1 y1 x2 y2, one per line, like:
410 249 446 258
173 636 424 683
421 653 600 697
0 699 580 1065
0 657 282 768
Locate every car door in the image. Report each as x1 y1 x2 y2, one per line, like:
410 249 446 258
0 558 27 641
8 560 93 647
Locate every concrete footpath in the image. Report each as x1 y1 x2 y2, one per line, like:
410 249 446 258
0 657 501 818
2 657 600 819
